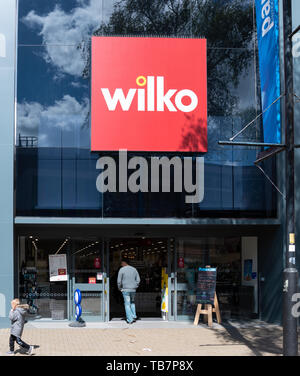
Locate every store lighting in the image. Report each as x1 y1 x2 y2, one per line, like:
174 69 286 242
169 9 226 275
55 238 69 255
32 241 38 252
73 241 98 255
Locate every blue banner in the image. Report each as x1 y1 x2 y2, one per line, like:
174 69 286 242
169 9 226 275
255 0 281 144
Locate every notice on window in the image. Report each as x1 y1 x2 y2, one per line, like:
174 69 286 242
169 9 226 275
244 259 253 281
49 254 68 282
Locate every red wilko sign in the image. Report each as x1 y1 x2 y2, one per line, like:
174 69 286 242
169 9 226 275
91 37 207 152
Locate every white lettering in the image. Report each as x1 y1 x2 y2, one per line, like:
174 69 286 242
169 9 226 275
175 89 198 113
262 17 274 37
137 88 145 111
156 76 177 112
101 88 136 111
261 0 274 37
101 76 199 112
147 76 155 111
261 0 271 18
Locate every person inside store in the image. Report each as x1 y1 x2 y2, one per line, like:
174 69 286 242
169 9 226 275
117 257 141 324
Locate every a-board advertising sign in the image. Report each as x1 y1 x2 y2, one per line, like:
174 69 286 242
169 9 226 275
196 267 217 305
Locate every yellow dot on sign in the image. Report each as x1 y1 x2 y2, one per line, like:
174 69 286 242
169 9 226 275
136 76 147 86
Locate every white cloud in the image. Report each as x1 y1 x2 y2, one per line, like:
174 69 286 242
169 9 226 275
17 101 44 132
18 95 90 146
23 0 103 76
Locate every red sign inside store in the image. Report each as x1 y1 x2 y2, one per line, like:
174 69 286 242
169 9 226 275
91 37 207 152
178 257 185 268
94 257 101 269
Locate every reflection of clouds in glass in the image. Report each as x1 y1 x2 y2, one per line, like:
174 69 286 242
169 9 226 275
18 101 43 132
23 0 102 76
71 81 88 89
18 95 90 146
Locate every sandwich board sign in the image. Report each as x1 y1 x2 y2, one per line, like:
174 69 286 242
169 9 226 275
196 267 217 305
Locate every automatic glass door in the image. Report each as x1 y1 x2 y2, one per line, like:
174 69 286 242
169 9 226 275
70 239 105 322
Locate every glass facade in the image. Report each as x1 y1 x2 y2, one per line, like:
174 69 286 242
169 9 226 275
16 0 277 218
18 235 105 321
176 238 255 319
18 235 255 321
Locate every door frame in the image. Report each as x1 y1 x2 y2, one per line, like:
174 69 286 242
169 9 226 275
68 237 106 322
105 236 176 322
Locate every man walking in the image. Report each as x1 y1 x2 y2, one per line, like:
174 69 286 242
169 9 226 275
117 258 140 324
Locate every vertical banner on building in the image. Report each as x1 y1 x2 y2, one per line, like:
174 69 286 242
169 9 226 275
255 0 281 144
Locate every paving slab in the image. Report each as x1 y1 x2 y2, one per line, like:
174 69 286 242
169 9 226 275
0 319 289 356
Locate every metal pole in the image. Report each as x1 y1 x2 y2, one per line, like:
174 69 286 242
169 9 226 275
282 0 298 356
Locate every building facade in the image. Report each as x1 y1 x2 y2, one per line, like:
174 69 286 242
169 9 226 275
0 0 299 326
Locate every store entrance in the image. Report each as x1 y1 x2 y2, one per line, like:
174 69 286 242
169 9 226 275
109 238 168 320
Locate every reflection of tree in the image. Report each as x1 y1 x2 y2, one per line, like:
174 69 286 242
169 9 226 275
180 115 207 152
89 0 254 117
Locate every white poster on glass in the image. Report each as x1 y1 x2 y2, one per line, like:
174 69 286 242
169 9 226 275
49 254 68 281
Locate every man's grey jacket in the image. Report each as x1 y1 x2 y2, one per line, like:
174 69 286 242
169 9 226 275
117 265 140 292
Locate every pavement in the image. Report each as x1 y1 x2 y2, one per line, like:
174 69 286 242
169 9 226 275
0 318 289 356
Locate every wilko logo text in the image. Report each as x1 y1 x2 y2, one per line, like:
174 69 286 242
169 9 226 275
91 37 207 152
101 76 198 113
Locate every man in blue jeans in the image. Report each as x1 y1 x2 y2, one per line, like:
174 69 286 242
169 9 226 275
117 258 140 324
